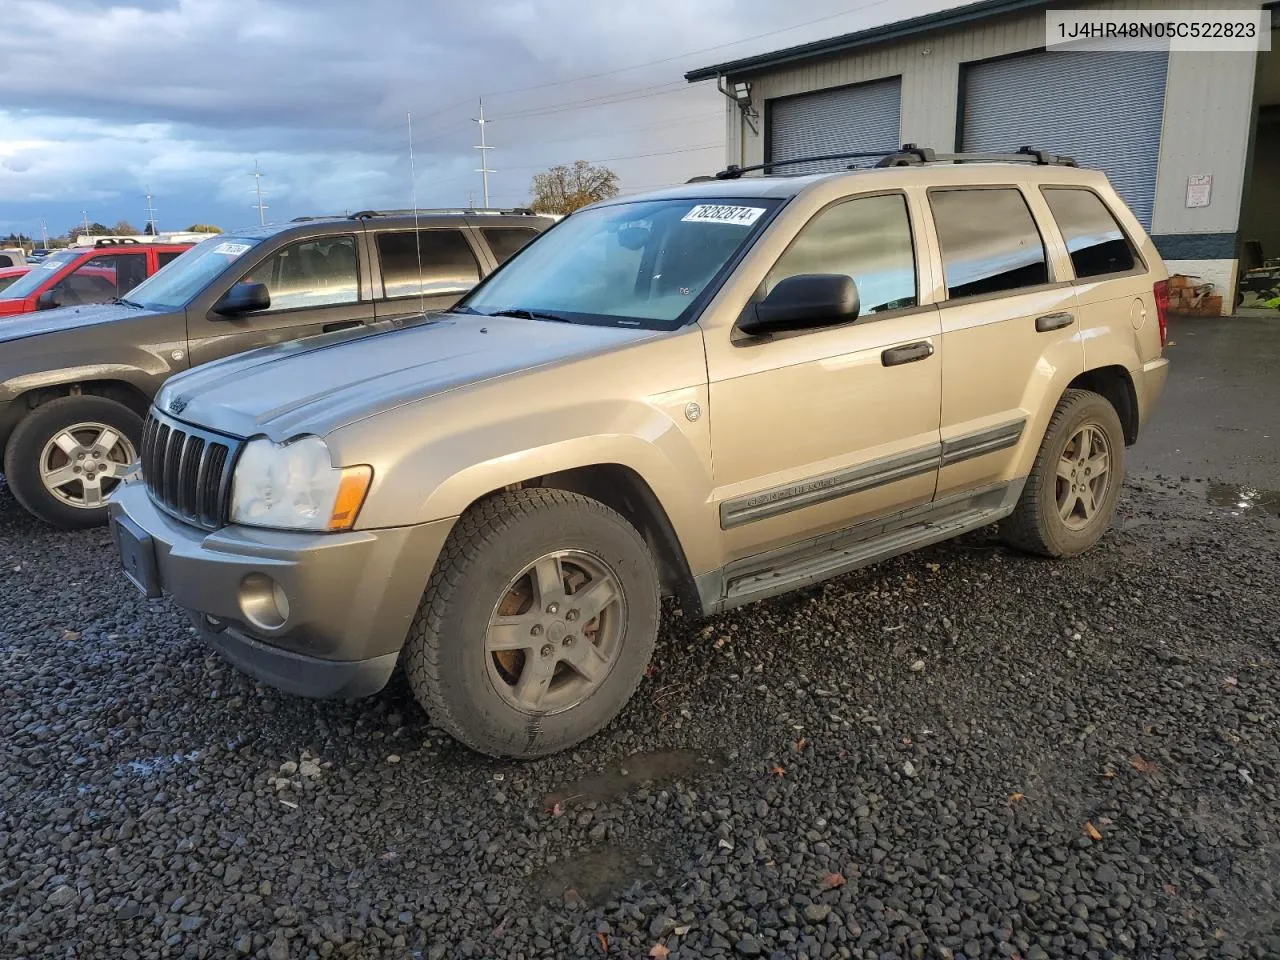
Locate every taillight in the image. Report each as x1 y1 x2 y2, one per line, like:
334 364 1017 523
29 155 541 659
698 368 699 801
1152 279 1169 349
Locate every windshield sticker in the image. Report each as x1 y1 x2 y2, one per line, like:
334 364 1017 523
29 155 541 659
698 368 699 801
42 258 64 270
681 204 766 227
212 241 253 256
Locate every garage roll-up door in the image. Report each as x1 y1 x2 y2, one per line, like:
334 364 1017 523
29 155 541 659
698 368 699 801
768 77 902 175
962 50 1167 228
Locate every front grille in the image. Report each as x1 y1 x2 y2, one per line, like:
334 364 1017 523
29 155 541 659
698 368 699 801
139 410 241 529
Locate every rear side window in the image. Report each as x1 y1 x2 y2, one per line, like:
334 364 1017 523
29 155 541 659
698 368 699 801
377 229 480 299
157 251 184 268
766 193 917 315
481 227 540 265
1042 187 1137 279
930 188 1049 299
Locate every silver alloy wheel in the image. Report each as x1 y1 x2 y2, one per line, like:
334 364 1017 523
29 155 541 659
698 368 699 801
1055 423 1111 531
38 421 137 509
485 549 626 714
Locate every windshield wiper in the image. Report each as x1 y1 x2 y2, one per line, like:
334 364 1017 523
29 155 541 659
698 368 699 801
111 297 145 309
485 307 575 324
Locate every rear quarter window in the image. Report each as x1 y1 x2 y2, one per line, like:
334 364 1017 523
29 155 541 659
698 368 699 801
1041 187 1138 279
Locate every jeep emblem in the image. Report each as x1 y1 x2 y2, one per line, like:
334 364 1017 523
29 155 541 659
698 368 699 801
169 395 188 415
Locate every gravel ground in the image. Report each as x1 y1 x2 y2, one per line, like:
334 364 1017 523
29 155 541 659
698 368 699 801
1 468 1278 960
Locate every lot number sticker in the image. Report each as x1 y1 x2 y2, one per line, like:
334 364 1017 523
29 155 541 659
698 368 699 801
212 241 253 256
682 204 765 227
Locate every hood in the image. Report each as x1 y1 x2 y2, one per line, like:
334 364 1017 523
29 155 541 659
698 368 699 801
158 313 661 441
0 302 153 340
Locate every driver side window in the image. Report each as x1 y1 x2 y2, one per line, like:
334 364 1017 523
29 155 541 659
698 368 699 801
766 193 918 316
241 236 359 312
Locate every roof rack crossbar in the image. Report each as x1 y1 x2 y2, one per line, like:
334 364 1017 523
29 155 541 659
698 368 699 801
701 143 1077 180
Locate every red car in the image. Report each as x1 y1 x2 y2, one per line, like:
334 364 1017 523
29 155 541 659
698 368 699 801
0 265 30 294
0 239 195 317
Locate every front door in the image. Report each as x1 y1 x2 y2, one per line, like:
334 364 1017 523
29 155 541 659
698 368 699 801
186 234 373 366
704 191 943 563
925 185 1084 499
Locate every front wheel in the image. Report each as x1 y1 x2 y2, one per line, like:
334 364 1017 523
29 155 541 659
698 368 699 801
403 488 660 758
1000 388 1125 557
3 395 143 529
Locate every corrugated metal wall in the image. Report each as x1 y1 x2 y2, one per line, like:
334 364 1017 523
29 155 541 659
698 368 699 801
961 50 1168 228
767 78 902 173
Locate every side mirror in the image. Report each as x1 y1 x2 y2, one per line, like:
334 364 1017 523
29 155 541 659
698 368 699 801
212 281 270 316
737 274 860 336
36 290 59 310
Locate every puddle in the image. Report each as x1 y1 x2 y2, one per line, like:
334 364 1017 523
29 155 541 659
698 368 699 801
545 748 719 807
535 843 662 906
1206 483 1280 518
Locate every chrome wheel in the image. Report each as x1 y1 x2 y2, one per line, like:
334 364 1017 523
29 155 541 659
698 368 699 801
1055 424 1111 531
39 422 137 509
485 549 626 714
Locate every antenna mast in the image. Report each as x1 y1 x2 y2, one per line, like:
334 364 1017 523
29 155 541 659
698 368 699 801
473 98 494 208
252 160 268 225
408 112 426 316
144 187 159 236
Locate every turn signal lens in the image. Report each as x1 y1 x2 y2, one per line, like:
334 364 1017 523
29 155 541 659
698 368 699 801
327 466 373 531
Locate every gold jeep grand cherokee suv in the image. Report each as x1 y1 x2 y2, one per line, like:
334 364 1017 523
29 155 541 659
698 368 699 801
110 146 1170 757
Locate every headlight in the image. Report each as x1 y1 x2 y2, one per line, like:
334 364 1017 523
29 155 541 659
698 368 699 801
229 435 372 532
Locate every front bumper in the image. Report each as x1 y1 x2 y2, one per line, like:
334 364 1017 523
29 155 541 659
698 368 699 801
109 480 455 698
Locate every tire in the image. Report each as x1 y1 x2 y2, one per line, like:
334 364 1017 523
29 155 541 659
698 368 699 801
999 388 1125 558
3 395 143 530
404 488 661 758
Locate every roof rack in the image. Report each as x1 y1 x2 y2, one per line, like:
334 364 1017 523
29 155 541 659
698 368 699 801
346 207 538 219
93 237 142 247
699 143 1077 181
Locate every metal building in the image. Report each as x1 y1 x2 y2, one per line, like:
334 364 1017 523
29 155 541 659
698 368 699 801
686 0 1279 313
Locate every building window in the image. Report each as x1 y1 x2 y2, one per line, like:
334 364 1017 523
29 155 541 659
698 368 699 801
1042 187 1136 279
766 193 917 315
930 188 1049 299
377 229 480 299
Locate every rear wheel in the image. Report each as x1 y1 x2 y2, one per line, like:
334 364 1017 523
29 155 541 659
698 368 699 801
3 395 142 529
403 488 660 758
1000 389 1125 557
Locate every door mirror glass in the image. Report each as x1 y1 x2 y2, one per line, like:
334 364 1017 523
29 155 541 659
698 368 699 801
213 281 271 316
36 290 59 310
738 274 860 336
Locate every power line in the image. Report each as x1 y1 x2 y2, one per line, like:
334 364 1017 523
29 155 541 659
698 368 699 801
497 142 721 175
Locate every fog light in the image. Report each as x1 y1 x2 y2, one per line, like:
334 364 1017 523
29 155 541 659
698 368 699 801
239 573 290 630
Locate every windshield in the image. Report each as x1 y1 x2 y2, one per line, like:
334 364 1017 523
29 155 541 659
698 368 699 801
460 197 780 330
0 250 78 300
126 236 261 310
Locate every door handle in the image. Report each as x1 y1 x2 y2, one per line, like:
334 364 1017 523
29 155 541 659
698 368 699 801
1035 311 1075 332
323 320 362 333
881 341 935 366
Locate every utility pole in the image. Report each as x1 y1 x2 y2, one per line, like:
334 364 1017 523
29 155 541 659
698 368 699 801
252 160 268 225
81 209 92 241
39 219 49 249
472 98 494 209
144 187 159 236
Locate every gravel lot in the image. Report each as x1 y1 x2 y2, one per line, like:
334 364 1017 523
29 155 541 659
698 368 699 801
2 324 1278 960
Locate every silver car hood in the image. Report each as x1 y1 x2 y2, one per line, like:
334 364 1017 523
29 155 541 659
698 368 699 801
157 314 659 442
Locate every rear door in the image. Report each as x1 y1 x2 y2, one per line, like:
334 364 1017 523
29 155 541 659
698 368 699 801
185 233 373 366
924 185 1083 500
371 226 486 318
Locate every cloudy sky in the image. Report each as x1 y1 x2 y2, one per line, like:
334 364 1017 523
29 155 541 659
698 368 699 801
0 0 952 240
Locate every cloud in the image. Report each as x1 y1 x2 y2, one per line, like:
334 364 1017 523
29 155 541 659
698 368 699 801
0 0 948 235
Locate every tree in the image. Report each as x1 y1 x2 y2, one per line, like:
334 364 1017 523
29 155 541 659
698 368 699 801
112 219 140 235
67 222 113 242
529 160 620 215
186 224 222 233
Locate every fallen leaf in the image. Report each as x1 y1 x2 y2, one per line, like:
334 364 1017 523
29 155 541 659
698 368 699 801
378 850 398 862
714 636 729 649
596 931 609 952
1162 883 1178 896
1130 755 1157 775
1214 929 1226 941
926 562 940 572
822 872 846 890
1084 821 1103 842
771 765 786 777
794 738 808 752
649 945 670 959
1223 676 1238 687
546 800 563 817
673 924 691 936
1009 792 1025 804
901 737 913 746
1102 769 1117 779
645 664 659 678
1166 340 1176 346
1142 724 1155 734
62 630 81 641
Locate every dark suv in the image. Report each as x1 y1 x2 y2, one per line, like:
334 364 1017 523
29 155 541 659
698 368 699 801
0 209 553 528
